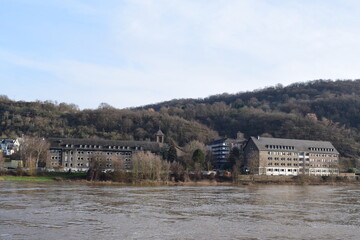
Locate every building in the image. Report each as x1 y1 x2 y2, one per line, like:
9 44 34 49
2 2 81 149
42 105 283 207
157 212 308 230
4 160 23 169
48 137 163 172
0 138 20 156
244 136 339 176
207 132 246 169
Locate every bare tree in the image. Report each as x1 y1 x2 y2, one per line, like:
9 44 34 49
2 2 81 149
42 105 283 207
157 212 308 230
19 136 50 171
131 151 168 181
183 140 207 157
87 154 107 181
170 161 185 182
0 151 4 169
246 150 260 175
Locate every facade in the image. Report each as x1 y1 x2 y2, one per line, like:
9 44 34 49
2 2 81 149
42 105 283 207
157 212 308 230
207 133 246 169
0 138 20 156
48 138 162 172
244 137 339 176
4 160 23 169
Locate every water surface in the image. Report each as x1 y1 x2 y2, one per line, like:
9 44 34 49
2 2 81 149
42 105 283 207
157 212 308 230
1 182 359 239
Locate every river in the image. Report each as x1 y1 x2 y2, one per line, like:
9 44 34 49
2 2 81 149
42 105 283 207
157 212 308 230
0 182 359 240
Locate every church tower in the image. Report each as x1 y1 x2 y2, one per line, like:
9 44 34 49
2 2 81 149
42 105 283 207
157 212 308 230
156 129 165 144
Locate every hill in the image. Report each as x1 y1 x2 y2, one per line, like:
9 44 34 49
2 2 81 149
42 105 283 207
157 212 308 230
137 79 360 169
1 79 359 169
0 96 217 146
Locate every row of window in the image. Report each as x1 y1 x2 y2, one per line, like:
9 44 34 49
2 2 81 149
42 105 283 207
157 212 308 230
266 168 338 173
310 164 337 168
268 151 298 156
267 157 299 161
308 147 335 152
65 151 132 156
267 168 298 172
309 159 338 162
267 152 338 158
64 144 137 150
310 154 337 157
268 163 299 166
265 145 295 150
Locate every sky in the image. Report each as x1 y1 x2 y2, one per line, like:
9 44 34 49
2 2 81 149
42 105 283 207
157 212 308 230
1 0 360 109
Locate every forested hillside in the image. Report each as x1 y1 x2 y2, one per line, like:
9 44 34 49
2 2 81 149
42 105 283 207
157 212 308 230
139 80 360 168
0 96 217 146
0 79 359 168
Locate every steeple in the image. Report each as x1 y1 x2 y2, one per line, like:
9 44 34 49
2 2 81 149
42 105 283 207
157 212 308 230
156 129 165 144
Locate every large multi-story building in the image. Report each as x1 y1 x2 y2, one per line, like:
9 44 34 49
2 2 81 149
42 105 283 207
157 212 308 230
207 133 246 169
244 136 339 176
48 134 164 172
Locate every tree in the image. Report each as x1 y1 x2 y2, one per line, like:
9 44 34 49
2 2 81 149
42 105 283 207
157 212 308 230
160 144 169 160
170 161 185 182
167 141 177 162
87 154 108 181
0 151 4 169
131 151 169 181
228 147 241 169
183 140 207 157
192 149 205 168
19 136 50 172
182 140 207 170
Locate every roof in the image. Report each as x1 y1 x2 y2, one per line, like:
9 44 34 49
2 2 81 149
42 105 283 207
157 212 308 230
249 136 339 154
1 139 16 144
156 129 164 136
208 137 246 146
48 138 161 152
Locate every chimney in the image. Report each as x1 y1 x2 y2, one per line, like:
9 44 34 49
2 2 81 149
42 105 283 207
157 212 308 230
257 136 260 140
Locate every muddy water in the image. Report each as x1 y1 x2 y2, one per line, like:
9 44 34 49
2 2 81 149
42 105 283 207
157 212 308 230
0 182 360 239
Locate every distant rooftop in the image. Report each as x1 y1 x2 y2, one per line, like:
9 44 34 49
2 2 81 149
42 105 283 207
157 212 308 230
48 138 161 152
250 136 339 154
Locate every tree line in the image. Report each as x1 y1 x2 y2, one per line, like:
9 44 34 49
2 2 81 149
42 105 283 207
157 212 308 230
1 79 359 170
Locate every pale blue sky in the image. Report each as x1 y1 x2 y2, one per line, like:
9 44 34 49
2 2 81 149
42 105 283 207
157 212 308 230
1 0 360 109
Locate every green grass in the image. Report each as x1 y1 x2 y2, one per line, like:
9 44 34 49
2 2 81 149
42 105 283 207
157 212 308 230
1 172 87 182
2 175 56 182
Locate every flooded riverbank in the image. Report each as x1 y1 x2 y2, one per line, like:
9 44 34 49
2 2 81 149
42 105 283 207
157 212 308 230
1 182 360 239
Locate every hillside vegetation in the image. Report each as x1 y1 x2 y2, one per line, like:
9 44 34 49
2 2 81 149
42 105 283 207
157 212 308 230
139 80 360 168
1 79 359 168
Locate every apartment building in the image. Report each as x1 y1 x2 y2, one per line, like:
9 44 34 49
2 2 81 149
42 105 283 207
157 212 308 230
48 137 162 172
244 136 339 176
207 132 246 169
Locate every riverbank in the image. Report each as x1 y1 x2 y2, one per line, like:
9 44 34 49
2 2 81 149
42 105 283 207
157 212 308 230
1 173 359 186
0 172 87 182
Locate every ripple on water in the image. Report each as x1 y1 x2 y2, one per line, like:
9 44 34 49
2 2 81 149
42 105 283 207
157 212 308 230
1 183 360 239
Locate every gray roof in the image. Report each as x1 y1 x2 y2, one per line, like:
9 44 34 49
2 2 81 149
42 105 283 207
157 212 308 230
208 137 246 146
48 138 161 152
249 136 339 154
156 129 165 136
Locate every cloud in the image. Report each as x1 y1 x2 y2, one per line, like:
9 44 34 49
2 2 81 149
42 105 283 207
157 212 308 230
2 0 360 108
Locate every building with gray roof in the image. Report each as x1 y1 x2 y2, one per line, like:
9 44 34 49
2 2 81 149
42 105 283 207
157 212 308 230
244 136 339 176
47 137 162 172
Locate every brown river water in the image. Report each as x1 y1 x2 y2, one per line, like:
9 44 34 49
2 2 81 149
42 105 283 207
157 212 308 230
0 182 360 240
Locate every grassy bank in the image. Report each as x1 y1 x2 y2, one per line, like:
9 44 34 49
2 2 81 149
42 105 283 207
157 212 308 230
1 175 57 182
1 172 359 185
0 172 87 182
